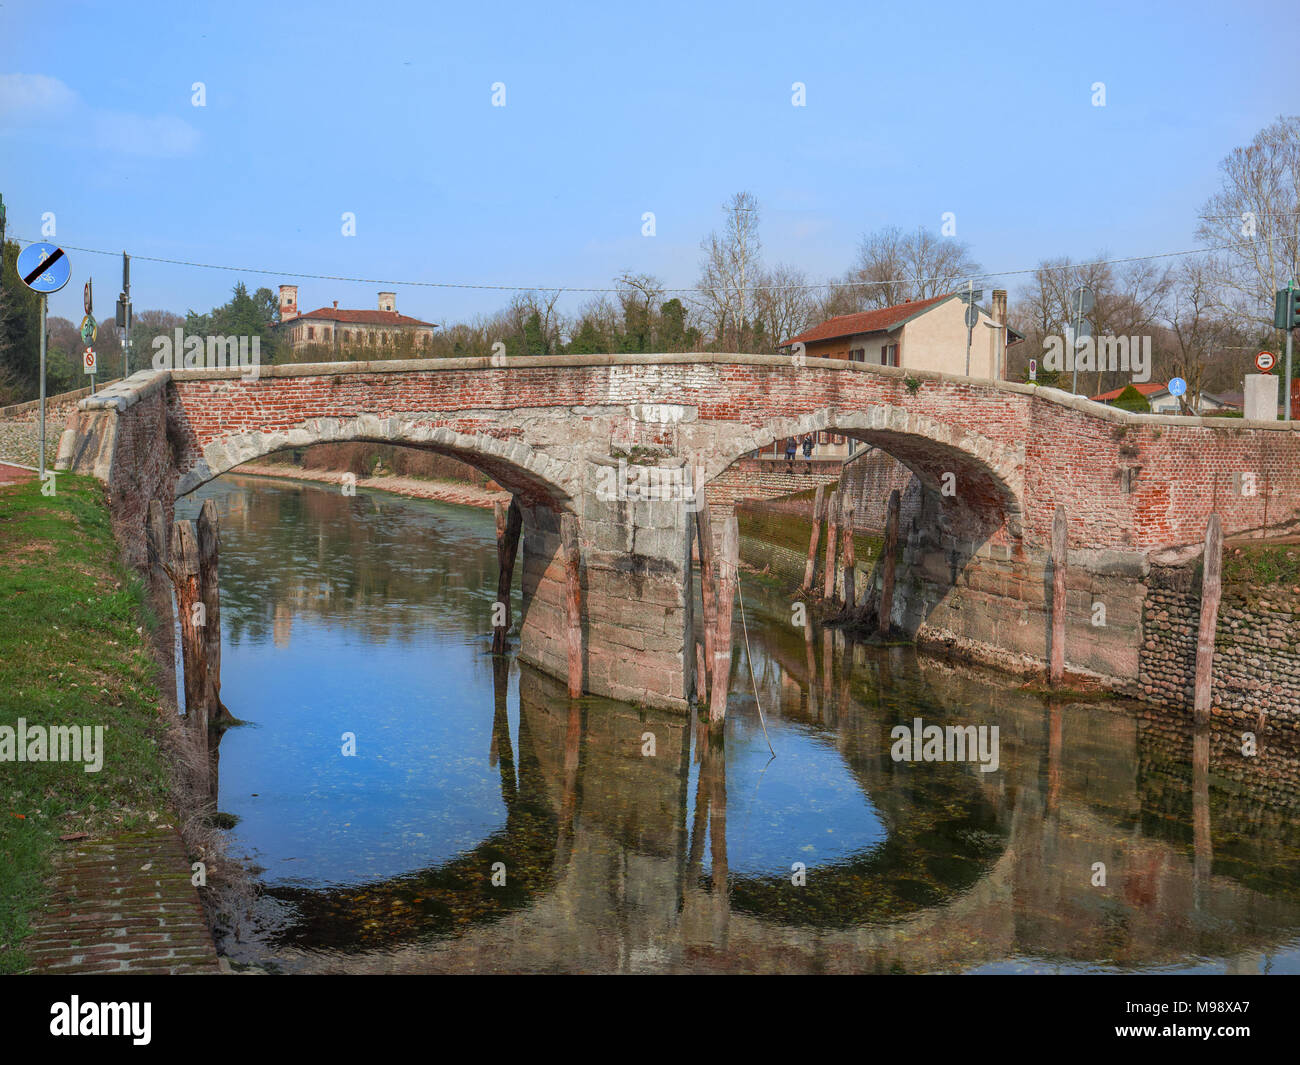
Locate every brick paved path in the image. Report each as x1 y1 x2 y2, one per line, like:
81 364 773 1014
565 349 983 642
23 827 221 974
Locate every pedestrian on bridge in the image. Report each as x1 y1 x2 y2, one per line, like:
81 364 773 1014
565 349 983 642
801 434 813 473
785 436 797 471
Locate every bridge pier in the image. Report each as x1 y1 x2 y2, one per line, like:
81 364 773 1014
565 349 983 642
516 479 692 712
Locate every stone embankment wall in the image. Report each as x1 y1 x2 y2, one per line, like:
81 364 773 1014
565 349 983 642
1135 559 1300 741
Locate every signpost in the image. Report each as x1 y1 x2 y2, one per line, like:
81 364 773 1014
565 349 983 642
959 283 984 376
1069 286 1095 396
14 242 71 483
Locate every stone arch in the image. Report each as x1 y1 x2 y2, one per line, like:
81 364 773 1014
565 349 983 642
173 413 582 507
706 404 1024 543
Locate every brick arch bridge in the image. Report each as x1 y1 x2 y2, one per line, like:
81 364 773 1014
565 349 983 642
58 354 1300 710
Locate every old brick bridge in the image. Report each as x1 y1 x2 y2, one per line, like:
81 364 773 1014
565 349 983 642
57 354 1300 711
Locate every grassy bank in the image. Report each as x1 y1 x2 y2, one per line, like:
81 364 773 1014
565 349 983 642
1222 542 1300 588
0 474 172 973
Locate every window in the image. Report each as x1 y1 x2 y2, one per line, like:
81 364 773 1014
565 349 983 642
883 343 899 367
307 326 315 340
850 348 865 362
818 431 830 445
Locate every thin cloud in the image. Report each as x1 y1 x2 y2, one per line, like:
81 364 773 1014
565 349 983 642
0 73 199 157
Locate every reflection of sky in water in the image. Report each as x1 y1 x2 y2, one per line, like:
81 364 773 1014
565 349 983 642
217 619 517 889
692 719 885 878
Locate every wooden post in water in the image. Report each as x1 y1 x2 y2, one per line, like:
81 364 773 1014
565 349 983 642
169 520 208 733
560 513 583 699
841 496 856 610
695 486 717 700
822 490 840 602
492 497 523 654
195 500 229 723
1049 504 1068 686
145 500 178 708
878 489 900 636
709 514 739 724
802 484 825 593
1193 513 1223 726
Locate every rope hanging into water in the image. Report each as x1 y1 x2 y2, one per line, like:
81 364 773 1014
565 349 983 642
735 574 776 758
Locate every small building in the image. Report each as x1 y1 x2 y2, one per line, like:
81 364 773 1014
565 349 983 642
780 290 1021 379
1088 382 1233 415
275 285 437 354
768 291 1022 459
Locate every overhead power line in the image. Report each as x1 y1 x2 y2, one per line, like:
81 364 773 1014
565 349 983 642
6 234 1283 298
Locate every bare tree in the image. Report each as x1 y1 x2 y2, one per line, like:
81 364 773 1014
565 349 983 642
696 191 763 351
754 262 817 351
1196 115 1300 341
832 225 981 314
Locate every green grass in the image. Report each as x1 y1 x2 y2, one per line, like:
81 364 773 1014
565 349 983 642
0 474 172 972
1222 543 1300 588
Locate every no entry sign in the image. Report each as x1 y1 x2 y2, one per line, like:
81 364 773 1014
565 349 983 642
1256 350 1277 373
83 347 97 375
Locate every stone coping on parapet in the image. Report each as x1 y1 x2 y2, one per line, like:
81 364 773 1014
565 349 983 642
76 354 1300 433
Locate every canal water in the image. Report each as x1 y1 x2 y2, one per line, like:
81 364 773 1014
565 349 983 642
176 475 1300 974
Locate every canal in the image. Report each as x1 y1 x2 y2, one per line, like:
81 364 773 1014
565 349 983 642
176 474 1300 974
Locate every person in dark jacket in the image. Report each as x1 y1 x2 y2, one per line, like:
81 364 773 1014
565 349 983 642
801 434 814 473
784 436 797 471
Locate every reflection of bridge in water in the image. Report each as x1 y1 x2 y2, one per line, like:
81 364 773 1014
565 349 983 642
222 624 1300 974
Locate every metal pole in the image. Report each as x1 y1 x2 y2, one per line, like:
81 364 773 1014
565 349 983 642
38 293 47 481
1070 289 1081 395
1286 319 1294 423
964 279 973 376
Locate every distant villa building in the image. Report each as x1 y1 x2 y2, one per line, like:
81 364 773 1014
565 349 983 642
275 285 437 353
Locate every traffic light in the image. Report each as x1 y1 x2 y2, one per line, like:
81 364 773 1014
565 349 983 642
1276 286 1300 329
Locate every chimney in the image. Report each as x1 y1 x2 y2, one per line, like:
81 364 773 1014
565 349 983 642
278 284 298 322
379 291 396 313
332 300 338 311
991 290 1008 379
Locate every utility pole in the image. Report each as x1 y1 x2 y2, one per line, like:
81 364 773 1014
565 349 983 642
117 252 132 378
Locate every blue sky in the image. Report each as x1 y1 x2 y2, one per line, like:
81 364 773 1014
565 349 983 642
1 0 1294 326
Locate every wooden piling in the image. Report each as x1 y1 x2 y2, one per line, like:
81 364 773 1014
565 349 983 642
1049 504 1068 686
492 497 523 654
560 513 583 699
196 500 230 723
878 489 900 636
709 514 739 724
169 520 208 732
695 486 717 699
145 500 178 708
802 484 825 593
822 490 840 601
1193 513 1223 726
841 497 856 609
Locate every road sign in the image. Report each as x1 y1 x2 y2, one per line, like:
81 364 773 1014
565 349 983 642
82 347 97 375
79 314 97 345
1168 377 1187 397
1071 286 1095 316
964 304 980 328
1256 350 1277 373
16 242 70 294
1028 358 1038 382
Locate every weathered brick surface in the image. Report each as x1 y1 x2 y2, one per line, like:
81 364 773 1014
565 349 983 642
23 827 220 975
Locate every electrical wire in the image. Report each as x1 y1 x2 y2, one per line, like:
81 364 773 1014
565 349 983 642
6 233 1287 298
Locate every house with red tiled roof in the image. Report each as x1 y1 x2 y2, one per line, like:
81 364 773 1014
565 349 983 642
780 290 1022 380
275 285 437 354
1088 381 1234 415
